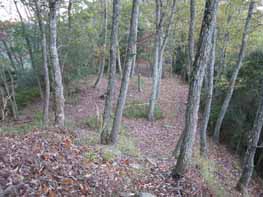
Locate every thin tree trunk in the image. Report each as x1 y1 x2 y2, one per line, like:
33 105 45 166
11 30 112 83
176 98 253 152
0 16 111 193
34 0 50 128
148 0 161 121
213 1 255 143
68 0 73 29
187 0 196 81
236 81 263 194
172 0 219 177
0 70 17 120
94 0 108 88
49 0 65 127
130 11 139 78
110 0 140 145
100 0 121 144
148 0 176 121
117 45 123 78
200 26 217 158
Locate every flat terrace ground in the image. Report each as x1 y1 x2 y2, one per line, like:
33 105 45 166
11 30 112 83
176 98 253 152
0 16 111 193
0 75 262 196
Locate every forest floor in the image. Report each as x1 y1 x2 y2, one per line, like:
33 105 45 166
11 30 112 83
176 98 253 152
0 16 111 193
0 75 263 196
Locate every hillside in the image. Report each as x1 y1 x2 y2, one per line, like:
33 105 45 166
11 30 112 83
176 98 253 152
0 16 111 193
0 76 262 196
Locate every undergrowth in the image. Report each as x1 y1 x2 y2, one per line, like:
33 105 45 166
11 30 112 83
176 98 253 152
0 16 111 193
124 101 164 120
194 155 227 197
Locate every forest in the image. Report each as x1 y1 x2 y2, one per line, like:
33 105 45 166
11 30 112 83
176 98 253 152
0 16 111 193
0 0 263 196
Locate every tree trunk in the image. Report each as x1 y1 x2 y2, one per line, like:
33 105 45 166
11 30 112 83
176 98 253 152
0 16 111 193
148 0 176 121
236 81 263 194
187 0 196 80
148 0 161 121
172 0 219 177
215 5 232 80
0 70 17 120
34 0 50 128
49 0 65 127
100 0 121 144
213 1 255 143
94 0 108 88
68 0 73 29
117 45 123 78
200 26 217 158
110 0 140 145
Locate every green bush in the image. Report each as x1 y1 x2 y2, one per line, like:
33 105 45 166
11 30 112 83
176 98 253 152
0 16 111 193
16 87 40 108
124 101 164 120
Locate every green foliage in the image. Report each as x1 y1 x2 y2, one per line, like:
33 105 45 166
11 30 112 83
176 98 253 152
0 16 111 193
85 151 98 162
210 49 263 176
0 111 42 135
124 101 164 120
117 127 140 157
16 87 40 108
85 115 102 131
194 156 227 197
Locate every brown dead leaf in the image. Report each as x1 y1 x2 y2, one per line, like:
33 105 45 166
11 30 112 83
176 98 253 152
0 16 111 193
62 178 74 185
48 189 56 197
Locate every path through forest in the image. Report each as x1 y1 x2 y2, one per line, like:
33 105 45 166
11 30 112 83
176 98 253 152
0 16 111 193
0 75 263 196
66 75 263 196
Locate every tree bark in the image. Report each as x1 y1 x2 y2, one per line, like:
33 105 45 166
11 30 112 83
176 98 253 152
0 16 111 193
236 81 263 194
110 0 140 145
94 0 108 88
172 0 219 177
34 0 50 128
49 0 65 127
213 1 255 143
100 0 121 144
200 26 217 158
187 0 196 81
148 0 161 121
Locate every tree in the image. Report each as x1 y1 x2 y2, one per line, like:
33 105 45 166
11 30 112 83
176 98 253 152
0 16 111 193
172 0 219 176
49 0 65 127
110 0 140 144
148 0 176 121
213 1 255 143
236 81 263 194
100 0 121 144
187 0 196 80
34 0 50 127
200 26 217 158
94 0 108 88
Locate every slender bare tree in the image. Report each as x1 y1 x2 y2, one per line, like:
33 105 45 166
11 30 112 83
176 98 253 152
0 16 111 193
49 0 65 127
200 26 217 158
94 0 108 88
34 0 50 127
187 0 196 80
110 0 140 144
101 0 121 144
148 0 176 121
172 0 219 176
213 1 255 143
